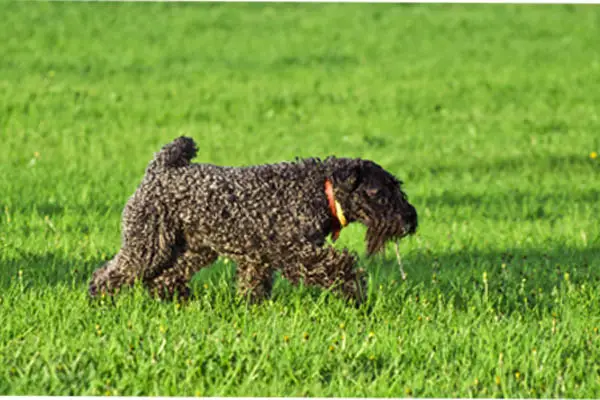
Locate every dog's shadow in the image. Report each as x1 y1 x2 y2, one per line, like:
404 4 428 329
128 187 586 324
360 244 600 315
3 245 599 318
0 249 105 290
186 243 600 316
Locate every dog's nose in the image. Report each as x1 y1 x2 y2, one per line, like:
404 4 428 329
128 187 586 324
405 204 418 234
407 221 417 235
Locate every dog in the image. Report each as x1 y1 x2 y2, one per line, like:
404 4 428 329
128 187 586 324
89 137 417 305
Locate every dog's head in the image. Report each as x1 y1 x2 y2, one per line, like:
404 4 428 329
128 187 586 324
327 158 418 255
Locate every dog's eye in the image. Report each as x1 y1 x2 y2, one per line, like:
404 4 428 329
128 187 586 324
366 188 379 197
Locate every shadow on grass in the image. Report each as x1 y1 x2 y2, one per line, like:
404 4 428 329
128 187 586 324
364 244 600 315
2 245 598 316
370 244 600 284
0 248 238 294
0 250 106 290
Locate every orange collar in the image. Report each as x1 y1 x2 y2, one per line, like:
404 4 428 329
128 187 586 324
324 178 348 242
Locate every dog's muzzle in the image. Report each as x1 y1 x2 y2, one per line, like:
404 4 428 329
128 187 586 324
400 203 418 237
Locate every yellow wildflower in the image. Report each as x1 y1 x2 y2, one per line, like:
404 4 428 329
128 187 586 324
590 151 598 160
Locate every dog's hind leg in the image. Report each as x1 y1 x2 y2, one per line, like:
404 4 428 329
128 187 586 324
88 201 179 298
88 251 143 297
147 247 218 300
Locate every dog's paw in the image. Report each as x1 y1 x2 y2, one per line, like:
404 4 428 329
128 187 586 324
340 270 367 307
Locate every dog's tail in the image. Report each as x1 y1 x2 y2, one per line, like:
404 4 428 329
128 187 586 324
148 136 197 171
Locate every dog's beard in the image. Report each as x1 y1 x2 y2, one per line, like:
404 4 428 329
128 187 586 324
365 220 406 256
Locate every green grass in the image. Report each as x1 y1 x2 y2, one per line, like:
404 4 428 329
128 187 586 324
1 2 600 397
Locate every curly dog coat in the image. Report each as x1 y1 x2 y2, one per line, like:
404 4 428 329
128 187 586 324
89 137 418 304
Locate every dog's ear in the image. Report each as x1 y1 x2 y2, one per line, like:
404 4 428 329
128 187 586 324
331 161 362 192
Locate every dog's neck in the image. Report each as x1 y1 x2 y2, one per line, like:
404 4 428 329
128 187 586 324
324 178 348 241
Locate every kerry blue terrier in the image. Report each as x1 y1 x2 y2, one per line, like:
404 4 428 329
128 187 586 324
88 137 418 304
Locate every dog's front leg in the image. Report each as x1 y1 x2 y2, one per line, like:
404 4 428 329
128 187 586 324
281 242 367 305
234 257 274 304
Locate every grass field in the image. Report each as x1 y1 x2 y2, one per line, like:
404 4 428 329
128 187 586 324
1 2 600 397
